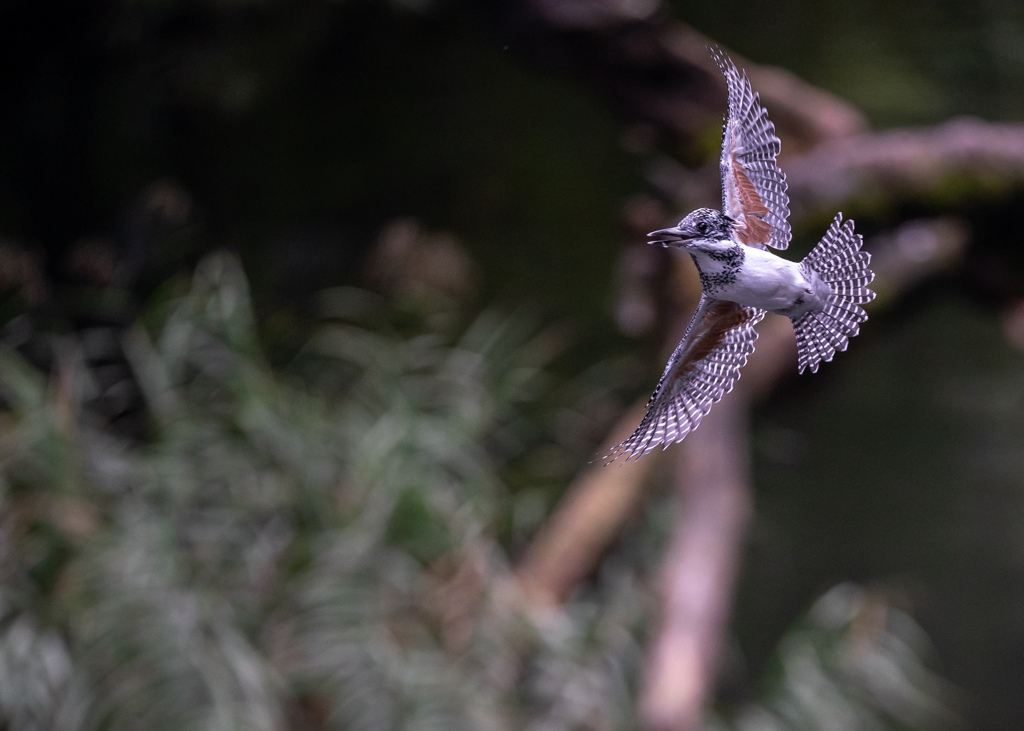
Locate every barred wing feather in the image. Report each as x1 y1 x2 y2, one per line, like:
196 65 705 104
605 300 764 463
712 47 791 251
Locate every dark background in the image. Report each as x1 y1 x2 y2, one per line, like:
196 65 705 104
1 1 1023 729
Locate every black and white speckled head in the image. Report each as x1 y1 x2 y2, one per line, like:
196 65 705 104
648 208 735 249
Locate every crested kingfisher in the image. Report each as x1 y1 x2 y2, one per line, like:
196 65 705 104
606 48 876 463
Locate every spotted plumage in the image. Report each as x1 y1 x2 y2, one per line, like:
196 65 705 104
693 240 745 295
604 49 876 464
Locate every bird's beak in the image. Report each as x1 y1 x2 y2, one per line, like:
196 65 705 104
647 226 693 246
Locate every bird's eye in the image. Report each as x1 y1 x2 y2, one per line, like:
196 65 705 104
697 221 708 234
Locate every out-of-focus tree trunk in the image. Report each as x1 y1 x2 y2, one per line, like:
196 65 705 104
639 388 753 731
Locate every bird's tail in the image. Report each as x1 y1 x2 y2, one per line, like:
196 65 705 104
793 213 876 374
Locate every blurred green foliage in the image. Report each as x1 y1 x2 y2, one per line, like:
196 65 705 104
0 251 648 729
0 254 957 730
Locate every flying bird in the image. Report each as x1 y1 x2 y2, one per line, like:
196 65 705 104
605 48 876 463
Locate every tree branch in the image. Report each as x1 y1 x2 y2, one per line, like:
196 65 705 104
785 117 1024 217
516 402 656 606
639 384 753 731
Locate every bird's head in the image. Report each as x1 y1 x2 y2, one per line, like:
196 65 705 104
648 208 735 250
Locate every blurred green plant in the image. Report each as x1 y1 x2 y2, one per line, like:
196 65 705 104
0 251 645 730
0 253 956 730
712 584 960 731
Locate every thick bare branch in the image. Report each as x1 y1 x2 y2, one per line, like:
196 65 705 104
516 403 657 606
508 4 865 148
785 117 1024 217
639 388 753 731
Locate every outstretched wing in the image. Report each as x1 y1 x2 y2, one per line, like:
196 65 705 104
712 47 791 251
605 298 764 463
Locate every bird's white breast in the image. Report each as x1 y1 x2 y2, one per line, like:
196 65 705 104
692 244 829 316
